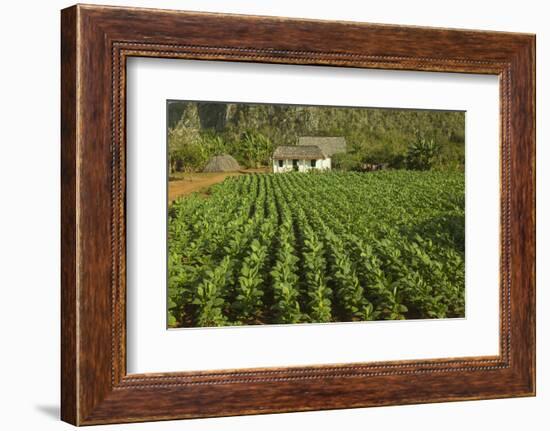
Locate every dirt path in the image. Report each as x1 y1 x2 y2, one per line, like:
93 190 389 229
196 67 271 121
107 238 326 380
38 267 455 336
169 172 241 202
169 168 271 202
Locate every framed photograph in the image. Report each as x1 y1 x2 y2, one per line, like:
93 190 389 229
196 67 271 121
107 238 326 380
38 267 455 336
61 4 535 425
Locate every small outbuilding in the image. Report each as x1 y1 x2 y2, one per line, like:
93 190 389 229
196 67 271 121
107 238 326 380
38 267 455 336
272 145 329 173
202 154 241 173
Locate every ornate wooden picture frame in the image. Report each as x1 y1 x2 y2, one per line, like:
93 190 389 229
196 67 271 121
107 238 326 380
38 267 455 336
61 4 535 425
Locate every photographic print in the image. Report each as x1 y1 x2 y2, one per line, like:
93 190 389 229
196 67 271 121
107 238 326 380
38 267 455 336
167 101 465 328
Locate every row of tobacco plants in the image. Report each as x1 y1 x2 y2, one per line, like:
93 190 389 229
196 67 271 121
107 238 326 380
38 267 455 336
168 170 465 327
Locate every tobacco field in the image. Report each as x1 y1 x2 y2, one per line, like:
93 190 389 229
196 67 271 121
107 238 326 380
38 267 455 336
168 171 465 327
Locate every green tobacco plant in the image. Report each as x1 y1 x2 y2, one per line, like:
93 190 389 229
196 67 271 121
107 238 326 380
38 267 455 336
303 226 332 323
234 239 267 321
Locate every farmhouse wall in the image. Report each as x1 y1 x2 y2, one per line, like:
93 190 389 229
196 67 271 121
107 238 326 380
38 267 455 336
272 158 330 173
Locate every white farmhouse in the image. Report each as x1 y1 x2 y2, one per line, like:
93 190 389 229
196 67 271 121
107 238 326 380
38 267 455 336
272 136 347 173
272 145 330 173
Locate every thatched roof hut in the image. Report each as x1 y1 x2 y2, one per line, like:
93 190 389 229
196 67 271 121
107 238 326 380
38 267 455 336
297 137 346 156
203 155 241 172
272 145 326 160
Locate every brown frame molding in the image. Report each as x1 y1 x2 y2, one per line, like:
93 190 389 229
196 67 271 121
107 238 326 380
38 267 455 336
61 4 535 425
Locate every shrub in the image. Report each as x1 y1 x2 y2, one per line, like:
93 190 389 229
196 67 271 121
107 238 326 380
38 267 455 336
332 152 362 171
406 137 440 170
